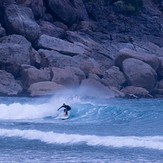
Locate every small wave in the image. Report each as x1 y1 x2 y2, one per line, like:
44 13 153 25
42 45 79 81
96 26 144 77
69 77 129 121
0 129 163 150
0 103 57 120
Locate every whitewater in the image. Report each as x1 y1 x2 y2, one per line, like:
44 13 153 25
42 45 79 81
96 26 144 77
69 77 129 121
0 95 163 163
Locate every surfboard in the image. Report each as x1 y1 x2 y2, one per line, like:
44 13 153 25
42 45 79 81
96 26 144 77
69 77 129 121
59 111 70 120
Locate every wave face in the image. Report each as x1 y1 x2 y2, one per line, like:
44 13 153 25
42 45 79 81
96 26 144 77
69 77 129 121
0 96 163 162
0 129 163 150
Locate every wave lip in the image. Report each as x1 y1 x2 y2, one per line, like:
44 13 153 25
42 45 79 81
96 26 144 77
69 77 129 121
0 129 163 150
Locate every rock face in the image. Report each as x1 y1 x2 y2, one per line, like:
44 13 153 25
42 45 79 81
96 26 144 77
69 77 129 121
51 67 81 88
0 70 22 96
21 67 51 88
16 0 46 19
0 43 31 76
121 86 151 98
115 48 161 71
102 66 126 89
38 49 78 68
48 0 88 25
38 20 65 38
122 58 157 91
5 4 41 42
0 0 163 98
28 81 65 96
37 34 87 56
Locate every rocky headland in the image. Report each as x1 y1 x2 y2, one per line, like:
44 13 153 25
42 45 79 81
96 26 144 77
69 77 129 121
0 0 163 98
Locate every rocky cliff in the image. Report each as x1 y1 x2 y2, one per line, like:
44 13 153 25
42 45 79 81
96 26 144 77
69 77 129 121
0 0 163 98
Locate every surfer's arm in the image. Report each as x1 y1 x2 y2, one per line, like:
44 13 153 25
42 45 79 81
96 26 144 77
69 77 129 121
57 106 63 111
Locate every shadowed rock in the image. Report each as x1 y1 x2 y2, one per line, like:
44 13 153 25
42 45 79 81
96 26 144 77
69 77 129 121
0 24 6 37
48 0 88 25
38 20 65 38
0 43 31 76
16 0 45 19
101 66 126 89
157 57 163 79
0 70 22 95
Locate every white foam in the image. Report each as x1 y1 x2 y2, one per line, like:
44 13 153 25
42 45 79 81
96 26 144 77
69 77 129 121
0 102 57 120
0 128 163 150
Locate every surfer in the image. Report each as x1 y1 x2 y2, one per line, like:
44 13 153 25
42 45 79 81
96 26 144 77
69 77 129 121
57 103 71 116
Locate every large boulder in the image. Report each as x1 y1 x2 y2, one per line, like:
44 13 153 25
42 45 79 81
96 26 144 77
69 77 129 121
121 86 152 98
65 66 86 81
16 0 46 19
102 66 126 89
0 34 31 45
28 81 65 96
21 67 51 88
115 48 161 71
0 34 40 73
122 58 157 91
4 4 41 42
51 67 81 88
38 21 65 38
38 49 78 68
73 55 101 76
0 70 22 96
37 34 87 56
48 0 88 25
0 43 31 76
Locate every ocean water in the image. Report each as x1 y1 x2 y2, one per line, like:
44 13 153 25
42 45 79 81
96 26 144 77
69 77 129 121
0 95 163 163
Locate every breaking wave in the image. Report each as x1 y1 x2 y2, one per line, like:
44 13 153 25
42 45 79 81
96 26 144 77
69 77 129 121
0 129 163 151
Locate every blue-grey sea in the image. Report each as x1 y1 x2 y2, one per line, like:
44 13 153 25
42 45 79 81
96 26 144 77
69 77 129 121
0 95 163 163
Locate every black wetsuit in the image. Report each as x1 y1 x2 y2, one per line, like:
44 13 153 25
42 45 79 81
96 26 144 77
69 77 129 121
58 105 71 112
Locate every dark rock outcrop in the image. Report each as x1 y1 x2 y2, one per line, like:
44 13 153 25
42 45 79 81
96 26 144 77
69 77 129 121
0 0 162 98
0 24 6 37
47 0 88 25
